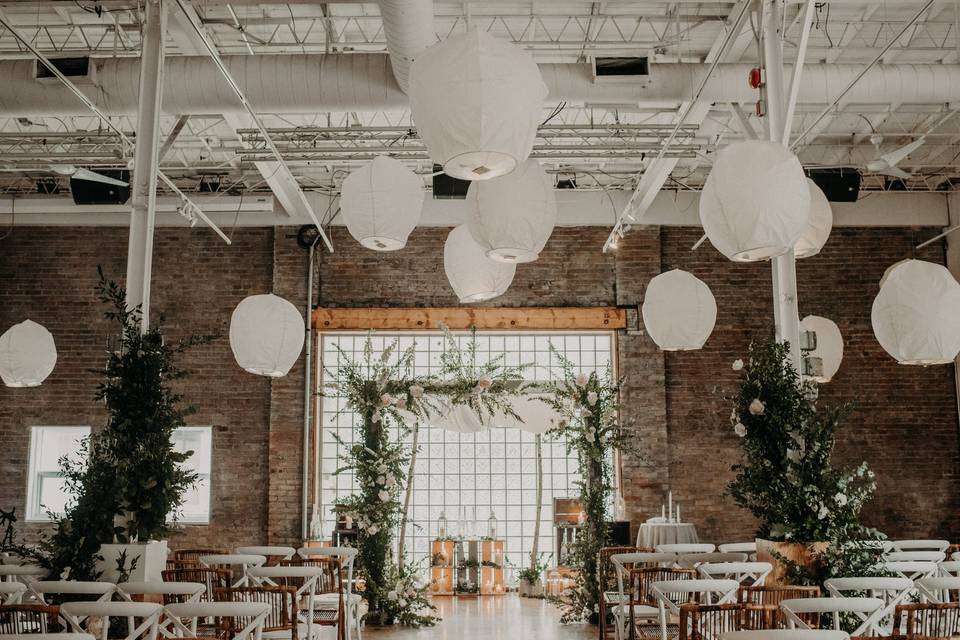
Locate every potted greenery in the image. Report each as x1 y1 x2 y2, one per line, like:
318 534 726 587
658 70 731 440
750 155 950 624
39 273 208 582
726 341 881 584
516 554 550 597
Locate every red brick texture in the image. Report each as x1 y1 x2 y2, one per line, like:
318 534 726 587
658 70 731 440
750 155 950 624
0 224 957 551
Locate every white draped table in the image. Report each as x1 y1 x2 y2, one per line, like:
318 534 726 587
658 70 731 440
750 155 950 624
636 522 699 549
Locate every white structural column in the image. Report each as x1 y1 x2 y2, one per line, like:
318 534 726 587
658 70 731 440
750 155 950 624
125 0 166 329
947 193 960 430
762 0 803 374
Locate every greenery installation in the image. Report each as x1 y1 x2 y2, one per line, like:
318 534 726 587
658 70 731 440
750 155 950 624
4 272 205 579
727 340 884 585
325 330 525 627
543 347 634 624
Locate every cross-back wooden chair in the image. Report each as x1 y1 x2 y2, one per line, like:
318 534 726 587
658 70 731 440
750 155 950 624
215 585 301 640
161 567 231 602
626 567 698 640
601 546 643 640
0 603 65 634
679 603 744 640
0 584 25 605
163 601 270 640
296 547 361 640
281 557 344 640
737 585 821 629
893 602 960 639
60 601 162 640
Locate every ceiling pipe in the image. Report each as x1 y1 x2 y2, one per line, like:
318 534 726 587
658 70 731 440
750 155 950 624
2 55 958 116
378 0 435 93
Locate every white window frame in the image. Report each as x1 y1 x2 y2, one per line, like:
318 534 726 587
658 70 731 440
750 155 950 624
25 425 90 522
170 426 213 525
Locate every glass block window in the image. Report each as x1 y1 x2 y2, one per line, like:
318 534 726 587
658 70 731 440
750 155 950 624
26 426 90 521
170 426 213 524
318 332 615 573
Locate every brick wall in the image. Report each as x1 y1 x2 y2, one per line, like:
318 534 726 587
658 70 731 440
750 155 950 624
1 224 957 553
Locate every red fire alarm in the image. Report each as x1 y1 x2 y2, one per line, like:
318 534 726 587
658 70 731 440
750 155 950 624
749 67 764 89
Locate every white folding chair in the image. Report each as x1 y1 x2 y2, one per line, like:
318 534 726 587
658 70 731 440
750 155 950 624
916 576 960 603
61 601 161 640
609 553 681 640
884 551 946 563
698 562 772 586
651 579 739 640
721 631 849 640
248 565 324 639
780 597 884 636
164 601 270 640
656 544 716 554
677 553 749 569
718 543 757 560
884 560 940 580
885 539 950 553
939 560 960 577
298 547 361 640
236 546 296 563
199 553 266 587
0 582 25 604
953 552 960 561
824 577 914 634
30 581 116 620
0 564 47 584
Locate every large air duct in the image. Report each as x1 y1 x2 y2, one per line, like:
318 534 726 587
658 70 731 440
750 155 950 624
379 0 435 93
1 55 957 116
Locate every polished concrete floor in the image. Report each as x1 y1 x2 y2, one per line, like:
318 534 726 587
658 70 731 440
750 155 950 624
362 595 596 639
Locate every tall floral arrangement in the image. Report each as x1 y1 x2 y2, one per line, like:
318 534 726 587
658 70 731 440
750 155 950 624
727 340 884 584
542 346 633 623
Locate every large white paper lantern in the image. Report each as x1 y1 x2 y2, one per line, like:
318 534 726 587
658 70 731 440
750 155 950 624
444 225 516 303
408 29 548 181
871 259 960 365
700 140 810 262
795 179 833 259
641 269 717 351
229 294 305 377
466 159 557 263
0 320 57 387
340 155 424 251
800 315 843 382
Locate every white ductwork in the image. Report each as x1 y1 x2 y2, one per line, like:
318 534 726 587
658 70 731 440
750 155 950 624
1 56 958 116
378 0 435 93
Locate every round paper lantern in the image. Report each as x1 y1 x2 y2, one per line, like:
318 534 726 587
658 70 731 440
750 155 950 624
229 294 305 377
641 269 717 351
800 315 843 382
340 155 424 251
408 29 548 181
0 320 57 387
699 140 810 262
466 159 557 263
444 225 516 303
795 179 833 259
871 259 960 365
434 403 486 434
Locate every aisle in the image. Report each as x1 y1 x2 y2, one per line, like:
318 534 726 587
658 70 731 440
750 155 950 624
363 595 597 640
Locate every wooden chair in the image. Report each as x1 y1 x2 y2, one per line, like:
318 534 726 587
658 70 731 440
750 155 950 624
738 585 821 629
165 558 199 571
216 586 301 640
161 567 231 602
236 546 296 567
164 601 270 640
282 557 346 640
679 603 744 640
297 547 361 640
172 548 227 564
601 546 642 640
893 602 960 638
0 603 64 634
60 601 162 640
626 567 697 640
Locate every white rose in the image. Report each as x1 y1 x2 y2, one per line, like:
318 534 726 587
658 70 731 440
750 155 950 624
586 391 598 406
398 598 407 608
377 475 386 485
748 399 765 415
732 359 744 371
409 384 424 398
368 524 380 535
817 504 830 519
575 372 589 388
835 493 848 506
477 375 493 390
387 590 398 601
385 475 397 488
378 490 390 502
381 393 394 406
734 423 747 438
377 463 389 474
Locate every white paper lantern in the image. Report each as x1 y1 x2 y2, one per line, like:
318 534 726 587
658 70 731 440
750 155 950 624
434 403 487 433
340 155 424 251
0 320 57 387
700 140 810 262
408 29 548 181
871 259 960 365
444 225 516 303
800 315 843 382
229 294 305 377
466 159 557 263
641 269 717 351
795 179 833 259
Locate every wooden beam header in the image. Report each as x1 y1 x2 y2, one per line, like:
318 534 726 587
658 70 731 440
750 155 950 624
312 307 626 332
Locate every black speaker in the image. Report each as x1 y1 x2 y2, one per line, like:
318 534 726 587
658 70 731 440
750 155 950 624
70 169 131 205
806 168 861 202
432 164 470 199
608 520 631 546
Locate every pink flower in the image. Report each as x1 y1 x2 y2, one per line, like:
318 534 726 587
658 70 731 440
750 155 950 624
748 399 765 415
477 375 493 390
575 373 589 388
381 393 394 406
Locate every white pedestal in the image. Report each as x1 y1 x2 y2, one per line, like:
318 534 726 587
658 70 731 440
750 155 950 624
97 541 168 582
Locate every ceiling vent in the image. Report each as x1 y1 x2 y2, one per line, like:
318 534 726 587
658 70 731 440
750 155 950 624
35 57 92 82
593 57 651 86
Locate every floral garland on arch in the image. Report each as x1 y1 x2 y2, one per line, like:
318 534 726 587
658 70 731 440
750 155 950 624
324 330 527 627
541 346 635 624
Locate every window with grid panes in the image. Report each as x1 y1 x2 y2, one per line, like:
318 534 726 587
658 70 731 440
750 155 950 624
318 332 615 575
